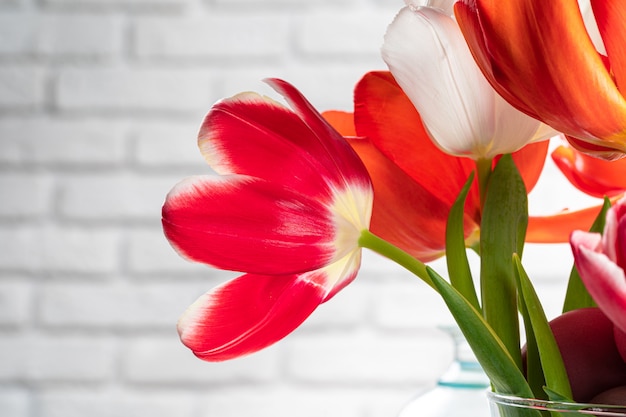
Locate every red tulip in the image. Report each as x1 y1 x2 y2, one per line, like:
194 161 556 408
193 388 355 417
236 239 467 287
324 71 549 261
455 0 626 160
570 196 626 334
162 79 373 360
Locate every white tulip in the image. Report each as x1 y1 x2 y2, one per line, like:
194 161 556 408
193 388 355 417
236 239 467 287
382 6 554 160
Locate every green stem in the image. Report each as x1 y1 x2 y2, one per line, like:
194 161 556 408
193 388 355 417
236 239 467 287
358 230 435 290
475 157 493 212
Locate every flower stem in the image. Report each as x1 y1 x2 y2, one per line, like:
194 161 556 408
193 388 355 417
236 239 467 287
475 157 493 212
358 230 436 290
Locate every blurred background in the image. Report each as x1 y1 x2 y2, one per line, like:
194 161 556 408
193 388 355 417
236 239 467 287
0 0 600 416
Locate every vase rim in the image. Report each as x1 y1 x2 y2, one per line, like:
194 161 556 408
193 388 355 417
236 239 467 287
487 391 626 417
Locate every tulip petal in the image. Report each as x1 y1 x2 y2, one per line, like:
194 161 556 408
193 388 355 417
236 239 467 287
322 110 357 137
162 174 337 275
353 71 480 220
552 143 626 198
177 272 327 361
580 0 606 54
198 79 370 201
548 308 626 402
527 203 609 243
382 6 493 157
566 136 626 161
348 136 478 261
267 78 372 192
455 0 626 155
571 230 626 333
320 249 362 302
592 0 626 93
424 0 456 16
352 70 548 232
602 199 626 267
177 251 362 362
383 6 543 159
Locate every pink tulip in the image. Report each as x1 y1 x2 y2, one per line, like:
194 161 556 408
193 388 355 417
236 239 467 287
570 196 626 334
162 79 373 361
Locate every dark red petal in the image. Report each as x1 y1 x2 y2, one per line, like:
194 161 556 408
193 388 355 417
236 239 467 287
615 325 626 363
549 308 626 402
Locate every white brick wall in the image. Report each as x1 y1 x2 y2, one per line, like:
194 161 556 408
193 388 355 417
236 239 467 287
0 0 594 416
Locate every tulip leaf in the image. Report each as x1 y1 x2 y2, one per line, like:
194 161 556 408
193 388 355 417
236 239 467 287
543 387 574 403
562 197 610 313
513 254 573 401
515 271 544 399
521 323 544 400
480 154 527 369
427 266 534 397
446 171 480 311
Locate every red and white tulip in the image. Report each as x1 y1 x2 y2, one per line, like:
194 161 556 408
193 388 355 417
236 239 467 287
162 79 373 360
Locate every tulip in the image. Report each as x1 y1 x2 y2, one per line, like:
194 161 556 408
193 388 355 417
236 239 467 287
162 79 373 360
403 0 456 17
570 196 626 334
381 5 552 160
526 141 626 243
324 71 549 261
455 0 626 160
552 142 626 198
547 308 626 403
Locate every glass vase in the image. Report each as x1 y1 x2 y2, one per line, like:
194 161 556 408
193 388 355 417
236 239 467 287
398 326 491 417
488 391 626 417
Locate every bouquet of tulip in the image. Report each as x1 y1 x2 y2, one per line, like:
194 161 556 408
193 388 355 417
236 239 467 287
162 0 626 411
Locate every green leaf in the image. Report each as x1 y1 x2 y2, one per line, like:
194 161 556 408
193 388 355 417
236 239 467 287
543 387 574 403
427 266 534 397
514 254 573 401
446 172 480 311
480 154 527 369
522 326 545 400
515 272 545 399
562 197 610 313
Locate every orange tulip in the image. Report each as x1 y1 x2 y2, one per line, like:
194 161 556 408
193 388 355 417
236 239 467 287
527 141 626 243
552 142 626 198
455 0 626 160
